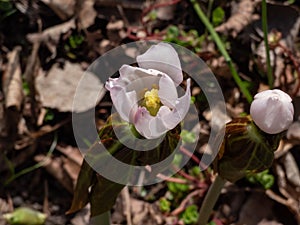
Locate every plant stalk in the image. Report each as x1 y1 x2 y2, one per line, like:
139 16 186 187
197 174 226 225
190 0 253 103
261 0 273 88
90 211 111 225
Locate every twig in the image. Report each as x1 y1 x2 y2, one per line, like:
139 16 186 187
121 186 132 225
180 146 200 164
156 173 188 184
141 0 182 26
171 189 202 216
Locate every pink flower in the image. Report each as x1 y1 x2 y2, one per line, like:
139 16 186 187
105 43 191 139
250 89 294 134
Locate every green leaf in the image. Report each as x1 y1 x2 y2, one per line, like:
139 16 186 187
181 129 196 143
68 114 181 216
3 207 47 225
159 198 171 213
44 109 54 122
67 160 96 214
0 0 13 11
181 205 199 224
189 166 201 177
90 175 125 217
212 6 225 27
246 169 274 189
167 180 189 194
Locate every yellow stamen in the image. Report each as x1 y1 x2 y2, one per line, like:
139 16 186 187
143 88 161 116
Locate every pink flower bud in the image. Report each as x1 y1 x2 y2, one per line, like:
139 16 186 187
250 89 294 134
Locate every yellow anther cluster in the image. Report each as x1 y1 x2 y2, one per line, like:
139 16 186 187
144 88 161 116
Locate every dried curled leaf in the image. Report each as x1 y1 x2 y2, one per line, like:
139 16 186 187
2 46 23 110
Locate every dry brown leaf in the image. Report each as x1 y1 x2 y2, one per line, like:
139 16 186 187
27 19 75 44
41 0 75 20
35 61 104 112
106 20 125 44
2 46 23 110
34 155 74 193
62 157 81 185
70 205 90 225
27 19 76 57
77 0 97 29
55 145 83 166
215 0 257 37
279 152 300 188
237 192 275 225
275 163 300 223
0 198 12 213
130 198 164 225
287 121 300 144
156 0 176 21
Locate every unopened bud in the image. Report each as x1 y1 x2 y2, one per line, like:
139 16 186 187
250 89 294 134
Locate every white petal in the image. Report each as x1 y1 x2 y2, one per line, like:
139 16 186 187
134 79 191 139
106 65 169 122
250 89 294 134
105 79 138 122
119 65 164 92
137 43 183 86
134 106 171 139
161 79 191 129
158 74 178 108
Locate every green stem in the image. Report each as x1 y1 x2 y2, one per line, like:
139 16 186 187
90 211 111 225
261 0 273 88
190 0 253 103
4 133 58 186
197 175 226 225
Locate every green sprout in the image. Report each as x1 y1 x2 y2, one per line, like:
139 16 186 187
246 169 275 189
159 198 171 213
164 25 205 53
181 205 199 224
181 129 197 144
212 6 225 27
64 33 85 59
0 0 17 22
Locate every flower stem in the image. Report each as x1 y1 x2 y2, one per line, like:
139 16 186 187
189 0 253 103
261 0 273 88
197 175 226 225
90 211 111 225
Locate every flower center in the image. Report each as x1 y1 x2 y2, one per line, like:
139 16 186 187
143 88 162 116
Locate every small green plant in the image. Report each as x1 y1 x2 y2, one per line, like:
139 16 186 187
64 33 85 59
164 25 205 53
181 205 199 224
22 81 30 96
0 0 16 22
212 6 225 27
159 198 171 213
44 109 55 122
246 169 275 189
167 179 189 194
181 130 197 144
